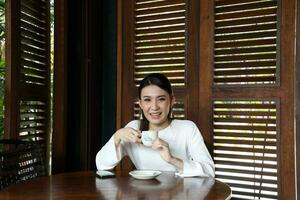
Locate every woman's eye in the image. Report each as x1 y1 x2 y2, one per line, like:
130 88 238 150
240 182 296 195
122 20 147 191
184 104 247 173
158 98 166 101
143 98 151 102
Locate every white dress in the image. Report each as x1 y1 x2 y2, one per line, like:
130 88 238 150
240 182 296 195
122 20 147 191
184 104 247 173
95 119 215 177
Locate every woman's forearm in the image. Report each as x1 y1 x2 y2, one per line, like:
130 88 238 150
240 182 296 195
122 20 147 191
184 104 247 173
169 156 183 171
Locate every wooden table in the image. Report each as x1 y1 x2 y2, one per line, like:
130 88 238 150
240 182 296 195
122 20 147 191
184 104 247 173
0 171 231 200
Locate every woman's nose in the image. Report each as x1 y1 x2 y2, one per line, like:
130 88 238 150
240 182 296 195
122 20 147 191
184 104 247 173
151 100 159 109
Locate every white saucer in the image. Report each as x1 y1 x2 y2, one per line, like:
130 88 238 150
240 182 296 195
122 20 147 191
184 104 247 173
129 170 162 180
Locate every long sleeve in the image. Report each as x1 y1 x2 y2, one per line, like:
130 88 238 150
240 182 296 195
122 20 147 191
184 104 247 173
95 120 140 170
181 123 215 177
95 135 125 170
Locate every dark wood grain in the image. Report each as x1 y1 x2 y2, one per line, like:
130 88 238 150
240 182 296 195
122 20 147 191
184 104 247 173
0 171 231 200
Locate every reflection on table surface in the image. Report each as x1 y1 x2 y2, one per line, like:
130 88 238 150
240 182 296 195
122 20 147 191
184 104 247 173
0 171 231 200
98 172 215 200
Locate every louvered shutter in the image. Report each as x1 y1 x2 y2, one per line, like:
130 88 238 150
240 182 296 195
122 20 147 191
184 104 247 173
5 0 50 145
213 100 278 199
132 0 193 120
213 0 280 199
214 0 278 86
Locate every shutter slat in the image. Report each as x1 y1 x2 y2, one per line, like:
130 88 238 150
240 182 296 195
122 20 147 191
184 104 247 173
136 32 184 41
216 23 277 35
21 2 46 20
216 174 277 184
21 59 46 70
21 75 46 85
136 18 185 29
19 133 45 140
228 183 277 192
216 0 271 6
22 0 47 11
21 36 46 50
214 110 276 116
135 52 184 60
135 65 184 71
135 58 184 66
215 61 276 69
216 7 277 20
136 0 184 9
22 52 46 64
21 43 46 56
20 119 45 125
214 68 276 76
21 12 46 28
21 67 46 78
214 76 276 83
136 11 184 22
135 4 185 16
214 118 276 124
215 167 277 177
215 53 276 62
215 31 277 41
215 38 276 48
216 15 276 27
215 46 276 55
214 138 276 145
21 28 46 43
136 45 184 54
214 132 276 139
214 146 277 154
215 160 277 169
215 1 277 13
214 125 276 131
215 153 277 161
21 21 46 36
214 103 276 109
135 25 185 35
19 127 45 133
233 190 277 199
135 38 184 47
135 71 184 77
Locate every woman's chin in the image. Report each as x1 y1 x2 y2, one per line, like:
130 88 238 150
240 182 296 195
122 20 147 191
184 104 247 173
147 117 168 126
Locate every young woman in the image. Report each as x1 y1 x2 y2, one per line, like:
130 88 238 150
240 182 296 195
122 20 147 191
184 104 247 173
96 73 214 177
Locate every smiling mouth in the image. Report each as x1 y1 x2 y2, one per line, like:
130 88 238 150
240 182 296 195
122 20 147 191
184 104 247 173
150 112 161 118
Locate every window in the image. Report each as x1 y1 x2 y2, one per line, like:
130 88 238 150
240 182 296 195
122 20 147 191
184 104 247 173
213 1 281 199
5 0 51 168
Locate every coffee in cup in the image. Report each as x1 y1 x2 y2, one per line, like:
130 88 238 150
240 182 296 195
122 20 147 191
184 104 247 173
141 131 158 146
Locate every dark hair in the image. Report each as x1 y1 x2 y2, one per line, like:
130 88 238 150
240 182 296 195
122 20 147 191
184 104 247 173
138 73 173 131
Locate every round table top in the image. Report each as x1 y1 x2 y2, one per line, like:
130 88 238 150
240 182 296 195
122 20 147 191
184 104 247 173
0 171 231 200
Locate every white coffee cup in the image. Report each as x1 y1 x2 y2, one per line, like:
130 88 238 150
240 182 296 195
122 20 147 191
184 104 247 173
141 131 158 146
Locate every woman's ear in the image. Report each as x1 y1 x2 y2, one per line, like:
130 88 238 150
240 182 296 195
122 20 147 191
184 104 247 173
171 95 176 107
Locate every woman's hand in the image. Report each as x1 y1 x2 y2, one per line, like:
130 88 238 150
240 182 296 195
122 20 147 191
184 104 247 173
114 127 142 146
152 138 172 162
152 138 183 171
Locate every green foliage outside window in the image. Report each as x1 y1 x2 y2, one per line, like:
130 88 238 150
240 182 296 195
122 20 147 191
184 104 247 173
0 0 5 139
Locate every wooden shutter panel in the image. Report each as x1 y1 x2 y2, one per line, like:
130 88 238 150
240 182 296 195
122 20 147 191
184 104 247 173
213 100 278 199
214 0 279 86
131 0 197 120
5 0 50 144
134 0 186 87
134 0 187 118
212 0 282 199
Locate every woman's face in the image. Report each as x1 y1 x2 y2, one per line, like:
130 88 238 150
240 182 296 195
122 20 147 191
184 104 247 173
139 85 174 130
